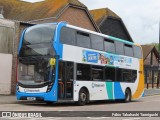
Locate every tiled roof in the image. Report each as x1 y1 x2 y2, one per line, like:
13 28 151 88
141 45 159 60
90 8 120 25
0 0 86 21
68 0 86 7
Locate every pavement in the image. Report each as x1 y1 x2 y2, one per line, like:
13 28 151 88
0 95 160 120
0 88 160 104
0 95 38 104
144 88 160 96
0 95 17 104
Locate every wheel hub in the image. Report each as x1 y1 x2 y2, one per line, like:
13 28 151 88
126 93 129 101
80 93 86 102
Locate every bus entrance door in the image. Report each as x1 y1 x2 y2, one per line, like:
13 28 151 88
58 61 73 100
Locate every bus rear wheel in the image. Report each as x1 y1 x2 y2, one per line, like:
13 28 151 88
77 89 88 106
124 89 131 103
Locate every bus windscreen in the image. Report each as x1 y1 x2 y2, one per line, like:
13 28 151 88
19 24 56 57
18 57 55 84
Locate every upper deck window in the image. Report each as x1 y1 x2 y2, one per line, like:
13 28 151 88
104 39 115 53
24 24 56 44
115 41 124 55
124 44 133 57
133 46 142 58
20 24 56 57
60 27 76 45
77 31 91 48
91 34 104 51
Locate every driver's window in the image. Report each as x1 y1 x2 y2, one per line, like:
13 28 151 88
45 59 55 81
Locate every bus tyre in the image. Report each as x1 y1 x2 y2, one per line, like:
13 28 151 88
124 89 131 103
78 89 88 106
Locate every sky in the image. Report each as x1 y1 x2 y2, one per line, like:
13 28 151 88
23 0 160 44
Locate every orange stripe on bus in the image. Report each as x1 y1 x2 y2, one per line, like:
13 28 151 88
132 59 144 99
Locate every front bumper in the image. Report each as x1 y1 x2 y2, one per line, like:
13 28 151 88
16 91 57 102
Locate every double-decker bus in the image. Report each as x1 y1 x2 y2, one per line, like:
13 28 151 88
16 22 144 105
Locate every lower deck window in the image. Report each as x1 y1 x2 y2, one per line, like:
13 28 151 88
105 67 115 81
92 66 103 81
77 64 91 80
116 68 137 82
76 63 137 83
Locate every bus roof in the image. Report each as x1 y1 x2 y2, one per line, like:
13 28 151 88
66 24 139 46
29 22 141 47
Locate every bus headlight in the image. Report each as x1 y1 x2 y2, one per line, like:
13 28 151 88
46 82 53 92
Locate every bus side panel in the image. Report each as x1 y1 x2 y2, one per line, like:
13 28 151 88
105 82 114 99
119 58 140 99
114 82 125 99
73 81 109 101
119 59 144 99
74 80 143 101
132 59 144 99
119 82 137 99
62 44 144 100
74 81 132 101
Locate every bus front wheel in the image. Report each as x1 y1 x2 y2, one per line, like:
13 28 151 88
77 89 88 106
124 89 131 103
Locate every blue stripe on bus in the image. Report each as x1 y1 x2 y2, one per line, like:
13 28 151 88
18 28 27 54
48 55 61 102
53 22 67 59
142 91 145 97
51 22 67 101
114 82 125 99
108 36 134 45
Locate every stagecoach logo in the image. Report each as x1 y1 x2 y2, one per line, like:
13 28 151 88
24 88 40 93
92 83 105 88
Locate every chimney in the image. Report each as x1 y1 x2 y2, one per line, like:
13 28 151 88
0 6 4 19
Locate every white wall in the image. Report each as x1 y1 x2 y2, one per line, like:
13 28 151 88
0 53 12 94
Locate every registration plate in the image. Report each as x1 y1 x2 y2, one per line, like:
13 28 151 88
27 97 36 100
